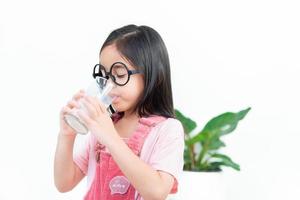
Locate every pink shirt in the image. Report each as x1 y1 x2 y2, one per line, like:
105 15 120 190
73 117 185 196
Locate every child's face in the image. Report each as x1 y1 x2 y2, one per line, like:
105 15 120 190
99 44 144 115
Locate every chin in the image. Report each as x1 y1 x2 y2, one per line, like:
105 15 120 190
112 104 122 113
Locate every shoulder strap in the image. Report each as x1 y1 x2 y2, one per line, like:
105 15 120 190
138 115 167 127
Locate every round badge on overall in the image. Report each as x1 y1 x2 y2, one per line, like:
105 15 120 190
109 176 130 195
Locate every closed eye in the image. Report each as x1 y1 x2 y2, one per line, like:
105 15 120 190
116 74 126 78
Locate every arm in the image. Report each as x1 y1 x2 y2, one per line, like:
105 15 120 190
54 133 85 192
76 96 183 199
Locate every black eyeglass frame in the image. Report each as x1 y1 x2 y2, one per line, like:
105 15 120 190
93 62 142 86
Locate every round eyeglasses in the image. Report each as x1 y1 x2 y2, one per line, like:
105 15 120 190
93 62 142 86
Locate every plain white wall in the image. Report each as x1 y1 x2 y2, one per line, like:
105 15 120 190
0 0 299 199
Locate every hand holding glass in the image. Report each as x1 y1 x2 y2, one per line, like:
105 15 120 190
64 77 115 135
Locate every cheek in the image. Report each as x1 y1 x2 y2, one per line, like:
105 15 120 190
112 77 144 112
133 76 145 99
121 76 144 102
124 85 143 101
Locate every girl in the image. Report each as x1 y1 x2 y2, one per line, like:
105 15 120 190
54 24 184 200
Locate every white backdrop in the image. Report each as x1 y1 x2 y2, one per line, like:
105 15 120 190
0 0 299 199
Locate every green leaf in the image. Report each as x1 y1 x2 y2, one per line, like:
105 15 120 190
183 148 191 161
236 107 251 121
204 107 251 136
208 137 226 150
185 131 206 145
175 109 197 134
190 107 251 145
175 107 250 172
210 153 240 171
198 161 222 172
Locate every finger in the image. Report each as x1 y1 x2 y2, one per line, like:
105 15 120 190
84 96 103 114
97 99 109 115
72 90 85 101
61 106 72 115
67 100 80 109
77 109 92 126
92 96 107 114
80 98 99 117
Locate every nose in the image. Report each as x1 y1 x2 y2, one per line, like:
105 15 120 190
107 78 116 88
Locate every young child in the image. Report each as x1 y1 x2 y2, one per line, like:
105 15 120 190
54 24 184 200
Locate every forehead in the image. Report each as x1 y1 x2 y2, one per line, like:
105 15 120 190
99 44 134 71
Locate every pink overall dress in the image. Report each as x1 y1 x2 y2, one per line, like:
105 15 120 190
83 115 170 200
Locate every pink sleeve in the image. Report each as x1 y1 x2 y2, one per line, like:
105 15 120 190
73 134 91 175
148 119 185 192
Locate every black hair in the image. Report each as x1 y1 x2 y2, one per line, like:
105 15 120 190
100 24 174 118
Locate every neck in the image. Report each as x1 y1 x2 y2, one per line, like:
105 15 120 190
123 111 140 121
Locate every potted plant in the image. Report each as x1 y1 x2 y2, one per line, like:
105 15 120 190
167 107 251 200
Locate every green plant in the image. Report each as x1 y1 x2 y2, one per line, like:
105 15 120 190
175 107 251 172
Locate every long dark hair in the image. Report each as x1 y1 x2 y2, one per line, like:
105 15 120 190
100 24 174 118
